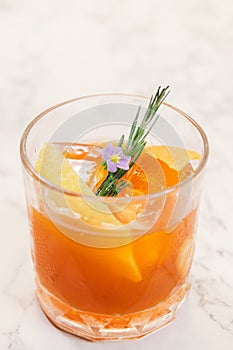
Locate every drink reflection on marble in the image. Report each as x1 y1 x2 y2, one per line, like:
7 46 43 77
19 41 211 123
20 94 208 341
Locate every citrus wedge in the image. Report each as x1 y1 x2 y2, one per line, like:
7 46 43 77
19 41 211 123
36 143 121 227
146 146 201 172
112 146 201 225
35 142 142 282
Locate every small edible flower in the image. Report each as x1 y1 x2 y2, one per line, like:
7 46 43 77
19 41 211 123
101 143 131 173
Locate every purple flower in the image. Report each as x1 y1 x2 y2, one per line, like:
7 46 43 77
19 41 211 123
101 143 131 173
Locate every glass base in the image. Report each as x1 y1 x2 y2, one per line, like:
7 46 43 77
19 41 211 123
35 278 190 341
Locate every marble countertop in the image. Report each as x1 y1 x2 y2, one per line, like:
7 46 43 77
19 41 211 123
0 0 232 349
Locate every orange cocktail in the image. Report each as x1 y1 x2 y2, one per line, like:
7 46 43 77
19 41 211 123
20 94 208 340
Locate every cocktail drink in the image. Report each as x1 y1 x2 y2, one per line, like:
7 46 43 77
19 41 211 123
20 93 208 340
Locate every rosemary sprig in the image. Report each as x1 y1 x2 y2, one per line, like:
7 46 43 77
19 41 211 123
95 86 170 196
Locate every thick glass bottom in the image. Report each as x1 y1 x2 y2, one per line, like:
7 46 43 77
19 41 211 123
35 277 190 341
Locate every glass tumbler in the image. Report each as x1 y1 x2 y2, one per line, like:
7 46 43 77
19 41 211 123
20 94 209 341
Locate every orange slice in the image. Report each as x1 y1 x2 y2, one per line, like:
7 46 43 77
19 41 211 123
146 146 201 172
112 146 201 225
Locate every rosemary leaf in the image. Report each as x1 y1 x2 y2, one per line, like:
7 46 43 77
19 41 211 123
95 85 170 196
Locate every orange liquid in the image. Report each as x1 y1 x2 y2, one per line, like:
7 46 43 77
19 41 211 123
30 144 197 315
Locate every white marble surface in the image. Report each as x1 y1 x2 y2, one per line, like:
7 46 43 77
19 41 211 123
0 0 233 349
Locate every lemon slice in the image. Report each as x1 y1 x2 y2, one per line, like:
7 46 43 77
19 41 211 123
36 143 121 227
35 142 142 282
146 146 201 171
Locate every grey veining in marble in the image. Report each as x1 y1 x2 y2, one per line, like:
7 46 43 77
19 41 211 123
0 0 233 349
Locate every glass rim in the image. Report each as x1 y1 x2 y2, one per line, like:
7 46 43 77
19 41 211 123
20 93 209 200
